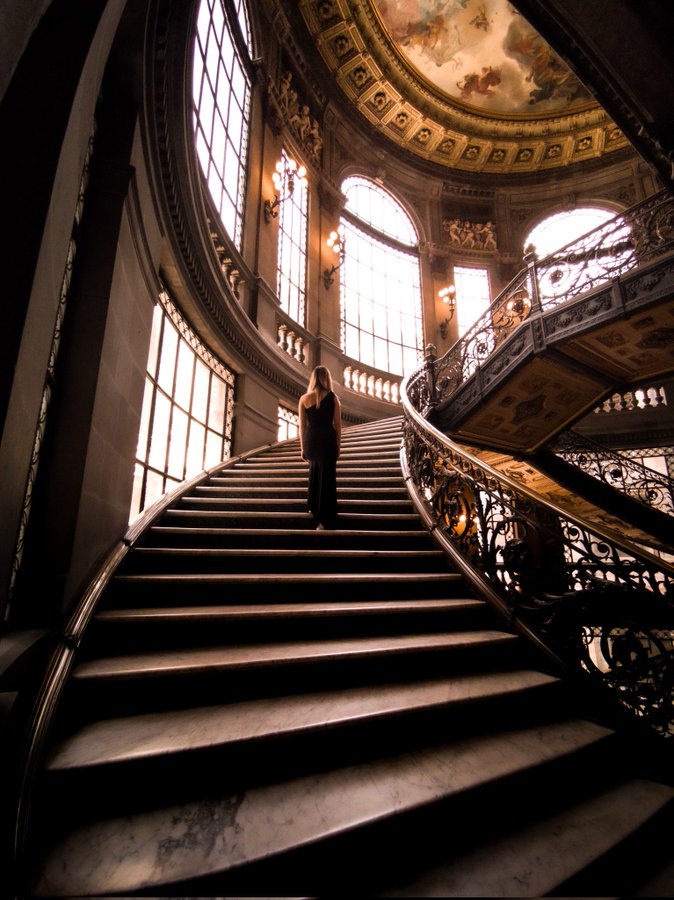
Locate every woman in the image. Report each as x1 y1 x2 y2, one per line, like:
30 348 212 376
299 365 342 529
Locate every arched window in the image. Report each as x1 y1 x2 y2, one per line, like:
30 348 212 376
192 0 252 249
525 207 616 258
339 177 423 377
524 206 632 299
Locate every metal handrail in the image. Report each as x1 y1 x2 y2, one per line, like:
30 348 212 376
550 430 674 518
400 382 674 739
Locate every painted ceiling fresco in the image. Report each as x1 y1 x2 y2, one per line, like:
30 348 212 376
374 0 591 115
298 0 627 173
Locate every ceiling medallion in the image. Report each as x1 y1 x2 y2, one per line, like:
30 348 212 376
298 0 628 173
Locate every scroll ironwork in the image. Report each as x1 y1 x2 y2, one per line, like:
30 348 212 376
401 410 674 738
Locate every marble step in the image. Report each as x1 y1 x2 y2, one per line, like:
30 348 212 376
71 630 518 683
107 571 465 607
120 546 450 575
65 629 524 719
159 509 424 531
212 465 404 479
208 474 404 486
86 598 494 650
46 669 560 772
140 527 431 549
377 778 674 898
32 717 614 896
191 485 410 498
93 597 488 626
175 497 414 514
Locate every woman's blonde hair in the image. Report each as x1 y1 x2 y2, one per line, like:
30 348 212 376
308 365 333 405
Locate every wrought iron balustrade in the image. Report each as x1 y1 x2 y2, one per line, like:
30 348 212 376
400 403 674 739
407 190 674 417
551 430 674 517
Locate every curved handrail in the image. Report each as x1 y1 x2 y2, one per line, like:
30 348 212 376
407 190 674 417
9 437 282 883
400 383 674 739
550 430 674 519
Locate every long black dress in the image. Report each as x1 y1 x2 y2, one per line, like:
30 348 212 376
302 391 338 528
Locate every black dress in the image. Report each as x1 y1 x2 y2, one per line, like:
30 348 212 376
302 391 338 528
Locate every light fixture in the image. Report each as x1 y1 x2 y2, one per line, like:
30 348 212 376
264 156 307 223
438 284 456 339
323 229 345 288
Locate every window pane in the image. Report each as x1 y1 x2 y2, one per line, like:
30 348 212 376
187 421 206 473
192 360 210 423
157 324 178 393
167 407 188 479
175 340 195 411
148 392 170 470
205 429 224 468
209 376 227 430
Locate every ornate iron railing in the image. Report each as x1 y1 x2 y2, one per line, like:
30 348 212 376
401 403 674 739
407 190 674 416
551 430 674 517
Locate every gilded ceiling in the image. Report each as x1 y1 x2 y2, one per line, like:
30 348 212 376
299 0 630 173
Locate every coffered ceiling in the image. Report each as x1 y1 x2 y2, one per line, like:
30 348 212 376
299 0 630 174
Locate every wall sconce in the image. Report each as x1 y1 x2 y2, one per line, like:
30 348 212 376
438 284 456 339
323 230 345 288
264 156 307 223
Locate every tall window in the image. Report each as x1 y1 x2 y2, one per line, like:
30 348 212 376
131 291 235 520
340 177 423 377
192 0 252 249
454 266 491 337
277 149 309 325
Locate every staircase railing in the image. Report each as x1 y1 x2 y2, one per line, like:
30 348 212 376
407 190 674 417
400 397 674 739
550 430 674 517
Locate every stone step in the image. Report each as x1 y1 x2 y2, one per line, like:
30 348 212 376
379 778 674 898
158 509 425 531
32 718 613 896
72 629 517 683
140 527 430 549
175 496 414 513
85 597 494 652
190 485 410 499
120 546 449 575
46 669 560 772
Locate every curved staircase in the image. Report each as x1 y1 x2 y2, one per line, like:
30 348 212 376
24 418 674 896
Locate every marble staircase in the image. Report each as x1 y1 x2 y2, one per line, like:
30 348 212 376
26 417 674 896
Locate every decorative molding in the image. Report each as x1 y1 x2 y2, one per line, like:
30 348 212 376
298 0 629 174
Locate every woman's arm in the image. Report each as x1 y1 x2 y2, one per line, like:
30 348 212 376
298 395 307 459
333 394 342 457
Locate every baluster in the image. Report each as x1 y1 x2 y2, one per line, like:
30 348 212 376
367 375 375 397
278 323 288 351
343 365 352 388
359 371 367 394
383 381 391 402
286 330 295 359
391 382 400 404
295 337 305 364
375 377 383 399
